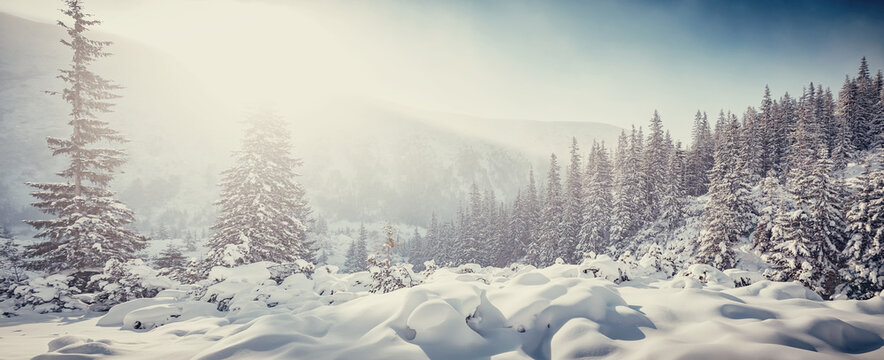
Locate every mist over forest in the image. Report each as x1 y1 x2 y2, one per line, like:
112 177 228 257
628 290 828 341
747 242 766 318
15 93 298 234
2 1 884 359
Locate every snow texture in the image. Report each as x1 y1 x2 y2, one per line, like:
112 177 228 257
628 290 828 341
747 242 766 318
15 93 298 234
5 261 883 360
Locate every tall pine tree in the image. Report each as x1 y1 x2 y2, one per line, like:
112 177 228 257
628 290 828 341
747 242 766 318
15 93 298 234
25 0 147 272
205 112 313 268
840 153 884 299
836 75 862 157
512 169 540 263
764 96 846 298
696 112 754 270
644 111 668 219
686 111 713 196
659 141 686 230
457 182 484 265
610 129 645 252
752 172 785 254
854 57 876 151
578 141 613 256
559 138 583 263
526 154 563 266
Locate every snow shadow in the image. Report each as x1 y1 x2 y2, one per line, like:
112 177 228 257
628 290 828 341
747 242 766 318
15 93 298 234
807 318 884 354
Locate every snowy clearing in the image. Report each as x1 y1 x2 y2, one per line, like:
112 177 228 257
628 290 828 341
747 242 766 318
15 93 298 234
3 262 883 360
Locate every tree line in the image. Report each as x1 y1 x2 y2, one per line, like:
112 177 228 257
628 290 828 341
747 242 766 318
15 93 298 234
392 58 884 299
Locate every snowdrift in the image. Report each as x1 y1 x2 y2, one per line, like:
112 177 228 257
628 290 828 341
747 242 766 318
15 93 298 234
18 260 884 360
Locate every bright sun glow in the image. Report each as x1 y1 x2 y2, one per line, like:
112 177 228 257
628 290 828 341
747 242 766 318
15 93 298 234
4 0 882 140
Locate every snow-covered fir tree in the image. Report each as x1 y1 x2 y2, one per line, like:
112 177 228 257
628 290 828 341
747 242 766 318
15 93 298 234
786 84 822 167
840 152 884 299
205 112 313 268
183 231 198 252
832 101 857 171
456 182 484 265
818 85 838 153
752 172 786 254
438 220 457 267
154 243 187 270
634 126 648 221
355 224 370 270
521 169 540 255
507 191 527 263
0 235 26 285
492 203 510 266
526 154 563 266
424 213 442 265
740 106 764 181
776 93 799 175
450 204 467 266
758 86 780 176
404 228 426 270
559 138 583 263
507 169 541 264
764 98 847 298
853 57 876 151
696 112 754 270
610 128 646 253
343 240 357 272
153 224 172 240
872 71 884 149
835 75 859 166
481 188 501 265
308 217 331 266
344 224 370 272
416 225 434 270
315 249 329 266
577 141 613 255
659 141 686 230
24 0 147 273
643 111 668 220
685 111 714 196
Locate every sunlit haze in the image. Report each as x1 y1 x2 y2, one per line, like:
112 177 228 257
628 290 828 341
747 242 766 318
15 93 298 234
4 1 884 358
3 0 882 140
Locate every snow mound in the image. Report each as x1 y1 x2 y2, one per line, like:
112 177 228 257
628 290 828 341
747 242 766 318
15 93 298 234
577 255 630 283
806 318 884 353
188 270 645 359
34 336 119 359
726 280 824 301
98 297 177 327
122 301 221 330
681 264 734 286
19 262 884 360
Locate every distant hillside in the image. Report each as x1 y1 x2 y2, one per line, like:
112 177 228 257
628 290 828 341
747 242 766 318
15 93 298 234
0 12 621 236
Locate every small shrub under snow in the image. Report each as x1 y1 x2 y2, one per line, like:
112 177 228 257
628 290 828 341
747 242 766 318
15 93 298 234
421 260 438 278
681 264 735 287
368 256 421 294
3 274 87 314
578 255 631 284
268 260 315 284
89 259 177 311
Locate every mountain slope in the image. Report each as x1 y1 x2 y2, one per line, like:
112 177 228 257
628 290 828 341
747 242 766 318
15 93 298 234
0 12 621 235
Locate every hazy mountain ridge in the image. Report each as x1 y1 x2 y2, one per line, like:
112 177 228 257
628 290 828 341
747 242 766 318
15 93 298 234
0 12 621 236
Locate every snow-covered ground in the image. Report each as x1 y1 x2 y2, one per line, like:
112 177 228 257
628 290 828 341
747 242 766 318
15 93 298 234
3 261 883 360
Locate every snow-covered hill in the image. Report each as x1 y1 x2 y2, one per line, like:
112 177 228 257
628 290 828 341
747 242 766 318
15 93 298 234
0 12 622 236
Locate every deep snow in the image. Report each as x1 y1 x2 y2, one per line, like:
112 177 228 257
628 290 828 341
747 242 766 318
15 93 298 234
2 261 883 360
